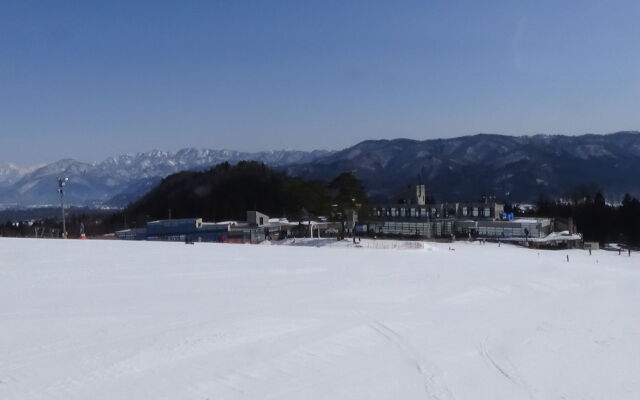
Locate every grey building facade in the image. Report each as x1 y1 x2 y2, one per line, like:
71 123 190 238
367 185 550 240
116 218 230 242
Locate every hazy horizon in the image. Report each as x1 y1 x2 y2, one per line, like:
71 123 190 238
2 1 640 164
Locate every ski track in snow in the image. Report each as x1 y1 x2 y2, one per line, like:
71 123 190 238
1 238 639 399
368 318 455 400
477 338 533 399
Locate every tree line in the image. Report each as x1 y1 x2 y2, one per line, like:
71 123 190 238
109 161 369 230
529 188 640 246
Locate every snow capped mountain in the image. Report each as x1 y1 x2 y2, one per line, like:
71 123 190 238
93 148 334 182
0 163 40 188
2 131 640 208
0 148 334 207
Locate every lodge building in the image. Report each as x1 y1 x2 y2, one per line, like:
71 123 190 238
367 185 552 240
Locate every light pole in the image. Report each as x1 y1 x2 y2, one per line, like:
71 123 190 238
57 177 69 238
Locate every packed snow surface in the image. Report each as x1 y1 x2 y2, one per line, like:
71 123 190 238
1 238 639 399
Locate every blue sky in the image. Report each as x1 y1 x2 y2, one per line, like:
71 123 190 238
1 0 640 164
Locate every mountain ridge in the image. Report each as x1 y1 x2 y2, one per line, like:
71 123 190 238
2 131 639 207
284 131 640 202
0 148 335 207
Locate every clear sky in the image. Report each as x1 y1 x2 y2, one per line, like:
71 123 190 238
1 0 640 165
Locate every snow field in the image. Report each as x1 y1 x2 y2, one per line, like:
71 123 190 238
1 238 639 399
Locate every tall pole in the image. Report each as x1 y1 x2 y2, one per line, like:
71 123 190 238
57 177 68 238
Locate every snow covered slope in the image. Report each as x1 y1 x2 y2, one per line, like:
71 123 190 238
1 238 639 399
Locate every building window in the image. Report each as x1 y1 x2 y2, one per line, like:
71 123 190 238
484 208 490 217
473 207 478 217
462 207 467 216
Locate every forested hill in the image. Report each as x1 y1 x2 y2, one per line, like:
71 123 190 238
124 161 367 222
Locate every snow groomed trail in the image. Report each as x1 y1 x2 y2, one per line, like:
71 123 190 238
1 238 639 399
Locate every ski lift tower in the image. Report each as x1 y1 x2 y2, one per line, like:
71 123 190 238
57 177 69 238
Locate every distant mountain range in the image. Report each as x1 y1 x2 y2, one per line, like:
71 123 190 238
284 131 640 202
2 132 640 208
0 149 334 207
